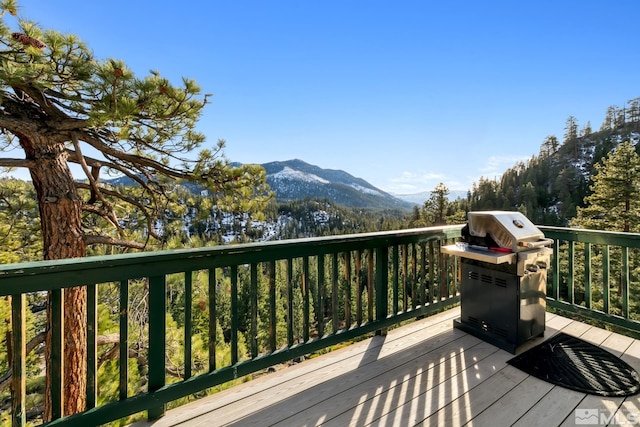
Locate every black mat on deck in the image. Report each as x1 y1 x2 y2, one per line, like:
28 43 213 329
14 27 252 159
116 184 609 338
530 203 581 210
507 332 640 396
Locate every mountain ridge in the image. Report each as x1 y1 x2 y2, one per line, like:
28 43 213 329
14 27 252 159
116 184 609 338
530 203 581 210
258 159 414 210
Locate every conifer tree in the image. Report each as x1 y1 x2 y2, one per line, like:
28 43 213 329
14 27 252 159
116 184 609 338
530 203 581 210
576 141 640 232
564 116 579 160
422 182 449 225
0 1 270 418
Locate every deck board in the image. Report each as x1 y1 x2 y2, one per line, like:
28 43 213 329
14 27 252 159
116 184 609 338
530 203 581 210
130 307 640 427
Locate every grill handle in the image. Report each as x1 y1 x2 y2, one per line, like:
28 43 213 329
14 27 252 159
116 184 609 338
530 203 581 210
518 238 554 249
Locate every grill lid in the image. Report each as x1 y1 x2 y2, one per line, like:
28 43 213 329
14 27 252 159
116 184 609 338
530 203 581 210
467 211 545 252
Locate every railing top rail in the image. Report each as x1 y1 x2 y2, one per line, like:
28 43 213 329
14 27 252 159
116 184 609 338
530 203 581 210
0 225 463 295
540 225 640 247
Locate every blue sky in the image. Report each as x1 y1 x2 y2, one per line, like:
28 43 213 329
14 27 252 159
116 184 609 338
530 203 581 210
11 1 640 193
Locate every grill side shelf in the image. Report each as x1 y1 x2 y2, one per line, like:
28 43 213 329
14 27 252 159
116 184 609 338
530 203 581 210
441 244 516 265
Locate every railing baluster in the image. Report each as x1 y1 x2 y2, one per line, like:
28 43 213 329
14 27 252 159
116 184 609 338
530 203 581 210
11 294 25 427
367 249 374 322
317 255 325 337
622 246 629 318
603 245 610 314
250 264 258 358
411 243 417 309
230 265 238 365
429 241 436 302
86 283 97 409
302 257 310 342
148 275 166 420
375 246 388 336
331 253 339 334
184 271 193 379
50 288 64 420
355 250 362 325
287 259 294 347
344 252 351 327
119 279 129 400
269 261 277 352
438 241 447 299
392 245 399 314
402 245 408 311
552 239 560 300
568 241 575 304
208 268 216 372
420 243 426 306
584 243 591 309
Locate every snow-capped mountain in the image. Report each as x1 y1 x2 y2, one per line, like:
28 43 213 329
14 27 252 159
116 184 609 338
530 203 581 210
261 159 413 210
106 159 413 210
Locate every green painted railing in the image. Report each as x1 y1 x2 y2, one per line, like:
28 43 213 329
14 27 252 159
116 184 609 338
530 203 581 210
0 225 463 427
540 226 640 334
5 224 640 426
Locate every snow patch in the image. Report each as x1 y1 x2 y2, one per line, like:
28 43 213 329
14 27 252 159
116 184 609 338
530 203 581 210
271 167 329 184
350 183 382 196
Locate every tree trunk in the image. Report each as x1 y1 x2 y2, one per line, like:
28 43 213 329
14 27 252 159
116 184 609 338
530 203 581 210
19 133 87 420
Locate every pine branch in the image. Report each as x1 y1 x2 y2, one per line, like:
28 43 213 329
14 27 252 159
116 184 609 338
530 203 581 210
82 131 198 180
76 182 160 241
70 134 119 228
0 157 35 168
83 234 146 250
0 331 46 392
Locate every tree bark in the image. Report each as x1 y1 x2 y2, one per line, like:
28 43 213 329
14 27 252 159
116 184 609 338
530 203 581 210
19 132 87 420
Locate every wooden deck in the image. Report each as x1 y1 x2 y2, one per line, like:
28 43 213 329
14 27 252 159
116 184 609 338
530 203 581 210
131 307 640 427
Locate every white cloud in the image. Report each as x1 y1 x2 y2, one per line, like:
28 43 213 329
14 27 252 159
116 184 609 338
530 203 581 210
479 155 529 175
383 171 448 194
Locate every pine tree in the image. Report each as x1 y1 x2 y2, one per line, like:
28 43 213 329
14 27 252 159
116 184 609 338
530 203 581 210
0 1 270 418
628 98 640 126
540 135 559 158
601 106 618 131
564 116 579 160
575 141 640 232
422 182 449 225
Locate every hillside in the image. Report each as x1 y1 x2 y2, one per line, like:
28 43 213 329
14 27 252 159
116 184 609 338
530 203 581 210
454 101 640 226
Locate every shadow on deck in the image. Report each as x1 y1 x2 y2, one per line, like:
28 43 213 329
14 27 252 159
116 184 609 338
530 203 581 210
130 306 640 427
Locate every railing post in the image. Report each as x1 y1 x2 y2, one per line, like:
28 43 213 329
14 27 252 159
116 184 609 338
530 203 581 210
148 275 166 420
11 294 26 427
375 247 388 336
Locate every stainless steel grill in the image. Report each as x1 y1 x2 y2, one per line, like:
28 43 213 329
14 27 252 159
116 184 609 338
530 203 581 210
442 211 553 353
